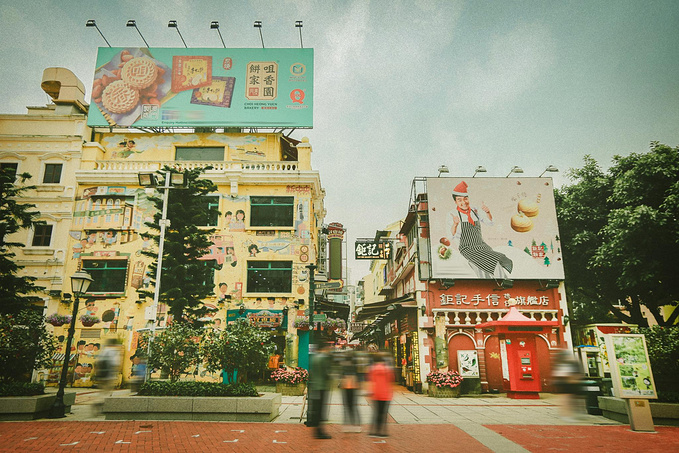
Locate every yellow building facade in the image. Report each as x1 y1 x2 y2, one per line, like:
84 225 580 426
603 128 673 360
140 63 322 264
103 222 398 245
1 68 326 388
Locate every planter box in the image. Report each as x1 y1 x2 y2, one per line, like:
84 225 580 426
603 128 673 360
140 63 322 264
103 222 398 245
598 396 679 427
0 393 76 420
103 392 282 422
427 385 461 398
275 383 306 396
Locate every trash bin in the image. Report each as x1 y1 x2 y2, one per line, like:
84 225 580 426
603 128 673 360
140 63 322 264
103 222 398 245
581 379 603 415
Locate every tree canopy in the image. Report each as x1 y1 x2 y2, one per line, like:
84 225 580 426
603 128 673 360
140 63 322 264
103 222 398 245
556 142 679 326
139 166 220 323
0 168 45 314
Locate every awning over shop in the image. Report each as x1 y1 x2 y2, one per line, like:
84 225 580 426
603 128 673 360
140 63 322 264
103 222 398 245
355 293 416 322
315 297 350 321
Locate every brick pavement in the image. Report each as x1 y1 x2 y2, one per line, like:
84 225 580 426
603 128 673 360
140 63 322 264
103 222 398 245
0 421 491 452
3 387 676 452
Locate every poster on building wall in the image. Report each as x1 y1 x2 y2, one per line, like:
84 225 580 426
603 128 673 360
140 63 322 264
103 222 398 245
427 177 565 280
604 334 657 399
457 350 480 377
87 47 313 128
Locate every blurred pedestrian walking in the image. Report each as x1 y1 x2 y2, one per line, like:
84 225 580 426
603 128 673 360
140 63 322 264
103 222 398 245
307 343 334 439
93 338 122 413
367 352 395 438
339 350 361 432
552 349 584 421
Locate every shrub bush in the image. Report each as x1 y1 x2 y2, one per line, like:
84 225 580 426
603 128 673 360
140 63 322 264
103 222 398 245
137 380 259 397
0 382 45 397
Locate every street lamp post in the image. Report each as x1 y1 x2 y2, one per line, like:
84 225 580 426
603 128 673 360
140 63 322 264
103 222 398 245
48 271 93 418
305 264 316 425
138 170 185 380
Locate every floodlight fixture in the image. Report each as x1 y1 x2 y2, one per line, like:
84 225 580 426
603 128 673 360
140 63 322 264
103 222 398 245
506 166 524 177
168 20 187 48
85 19 111 47
254 20 264 48
126 20 149 48
473 166 487 177
211 21 226 48
539 165 559 177
295 20 304 48
437 165 449 177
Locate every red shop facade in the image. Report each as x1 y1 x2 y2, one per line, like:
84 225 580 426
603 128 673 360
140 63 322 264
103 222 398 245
425 279 568 395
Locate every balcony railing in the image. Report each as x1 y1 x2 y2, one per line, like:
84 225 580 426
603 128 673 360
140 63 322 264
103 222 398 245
92 161 299 172
432 308 559 327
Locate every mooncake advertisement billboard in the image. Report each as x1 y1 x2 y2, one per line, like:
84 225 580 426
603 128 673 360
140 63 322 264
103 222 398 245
426 177 565 280
87 47 313 128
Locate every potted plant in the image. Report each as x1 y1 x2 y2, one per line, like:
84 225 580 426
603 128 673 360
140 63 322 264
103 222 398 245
46 313 72 327
270 367 309 396
80 314 100 327
293 316 310 330
426 370 464 397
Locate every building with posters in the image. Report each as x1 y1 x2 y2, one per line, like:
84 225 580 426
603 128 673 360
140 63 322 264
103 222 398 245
356 177 572 395
2 46 323 388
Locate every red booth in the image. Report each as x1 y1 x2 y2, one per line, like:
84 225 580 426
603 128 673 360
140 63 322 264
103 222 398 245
478 306 558 399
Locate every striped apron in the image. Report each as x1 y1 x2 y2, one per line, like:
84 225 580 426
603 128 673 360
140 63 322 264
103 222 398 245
458 211 513 275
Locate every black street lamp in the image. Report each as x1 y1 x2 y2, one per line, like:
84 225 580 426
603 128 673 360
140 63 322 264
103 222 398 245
48 270 93 418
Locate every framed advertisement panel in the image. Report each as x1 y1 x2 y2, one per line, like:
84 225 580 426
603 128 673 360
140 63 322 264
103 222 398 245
426 177 565 280
457 350 480 377
87 47 313 128
603 334 657 399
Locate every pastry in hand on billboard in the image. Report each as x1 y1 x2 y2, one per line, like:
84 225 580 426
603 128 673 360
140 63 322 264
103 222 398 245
172 56 212 92
511 212 534 232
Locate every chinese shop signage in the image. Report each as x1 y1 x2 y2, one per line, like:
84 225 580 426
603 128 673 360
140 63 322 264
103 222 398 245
354 240 392 260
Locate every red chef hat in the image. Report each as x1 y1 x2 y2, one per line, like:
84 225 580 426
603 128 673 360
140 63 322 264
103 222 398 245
452 181 469 197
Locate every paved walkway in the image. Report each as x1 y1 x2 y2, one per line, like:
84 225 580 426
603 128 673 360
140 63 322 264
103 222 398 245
1 387 675 452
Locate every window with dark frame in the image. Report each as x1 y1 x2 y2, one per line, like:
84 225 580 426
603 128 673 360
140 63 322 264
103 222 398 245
31 224 53 247
81 259 129 295
249 196 295 227
247 261 293 293
0 162 18 180
199 195 220 227
42 163 63 184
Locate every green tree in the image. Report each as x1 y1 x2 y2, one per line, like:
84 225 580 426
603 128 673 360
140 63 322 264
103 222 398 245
635 326 679 401
147 322 201 382
139 166 220 323
0 310 56 382
201 318 275 383
556 143 679 326
0 168 45 314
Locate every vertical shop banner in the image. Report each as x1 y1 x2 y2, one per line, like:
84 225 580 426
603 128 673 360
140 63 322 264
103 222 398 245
426 177 565 280
87 48 313 128
604 334 657 399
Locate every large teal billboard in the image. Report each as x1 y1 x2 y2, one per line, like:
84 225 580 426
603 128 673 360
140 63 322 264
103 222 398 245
87 47 313 128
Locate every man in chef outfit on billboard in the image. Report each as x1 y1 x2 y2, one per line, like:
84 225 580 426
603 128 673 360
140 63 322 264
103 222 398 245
448 181 513 279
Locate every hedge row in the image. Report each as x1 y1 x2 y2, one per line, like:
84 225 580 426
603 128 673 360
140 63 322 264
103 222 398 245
0 382 45 397
137 380 259 397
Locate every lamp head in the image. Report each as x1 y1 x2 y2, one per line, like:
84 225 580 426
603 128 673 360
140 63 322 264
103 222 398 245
210 21 219 29
126 20 136 27
254 20 262 28
168 20 178 28
295 20 303 28
86 20 96 27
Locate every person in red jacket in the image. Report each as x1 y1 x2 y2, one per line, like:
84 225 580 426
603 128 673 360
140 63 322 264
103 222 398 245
367 353 395 437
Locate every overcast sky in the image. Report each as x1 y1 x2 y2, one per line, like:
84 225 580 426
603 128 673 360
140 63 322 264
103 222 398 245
1 0 678 282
